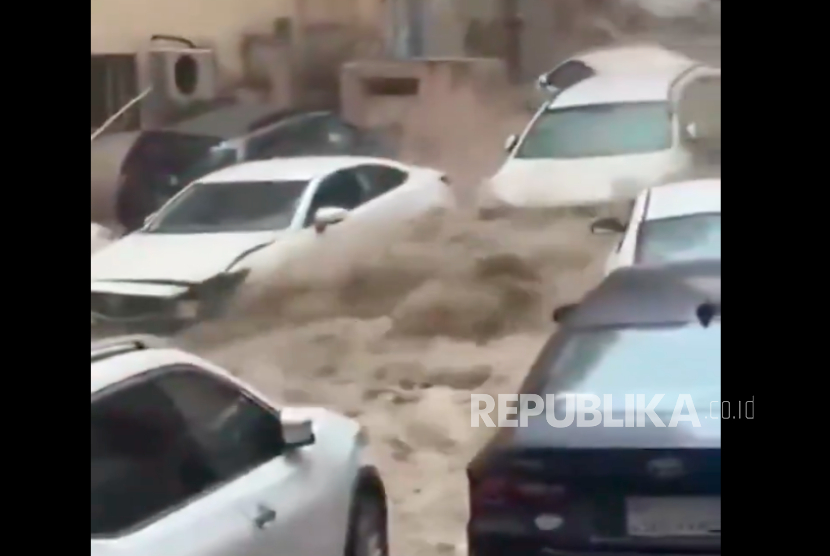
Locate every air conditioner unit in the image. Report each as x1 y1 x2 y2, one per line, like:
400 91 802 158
148 47 218 105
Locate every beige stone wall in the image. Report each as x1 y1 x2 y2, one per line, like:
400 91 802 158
91 0 370 76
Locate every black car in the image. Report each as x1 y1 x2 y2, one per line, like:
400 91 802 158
467 259 721 556
115 105 394 232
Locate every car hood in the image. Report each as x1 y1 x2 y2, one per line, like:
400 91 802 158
489 154 677 207
90 231 281 284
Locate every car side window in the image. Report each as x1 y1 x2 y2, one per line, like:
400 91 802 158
90 368 285 537
246 115 355 159
91 378 214 536
154 368 285 480
355 164 408 200
245 121 300 160
317 116 358 153
287 115 357 155
304 169 367 226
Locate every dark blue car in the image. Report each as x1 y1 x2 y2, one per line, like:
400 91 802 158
467 260 721 556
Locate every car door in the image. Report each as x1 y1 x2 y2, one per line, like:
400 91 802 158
154 367 337 556
91 374 257 556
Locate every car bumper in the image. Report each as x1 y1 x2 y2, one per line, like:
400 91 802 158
91 271 250 334
91 309 198 336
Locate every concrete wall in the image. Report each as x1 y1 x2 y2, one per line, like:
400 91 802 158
91 0 364 77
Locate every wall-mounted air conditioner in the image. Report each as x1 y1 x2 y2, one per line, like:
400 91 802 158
147 46 218 105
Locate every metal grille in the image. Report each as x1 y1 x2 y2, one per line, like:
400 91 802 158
91 292 172 321
90 54 140 132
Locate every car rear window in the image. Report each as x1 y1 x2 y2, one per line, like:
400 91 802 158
636 213 721 264
541 323 721 409
122 131 223 175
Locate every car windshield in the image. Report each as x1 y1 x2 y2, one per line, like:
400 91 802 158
147 180 309 234
637 213 721 264
544 323 721 409
515 101 672 159
176 145 239 185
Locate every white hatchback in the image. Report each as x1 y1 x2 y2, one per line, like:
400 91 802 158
91 335 387 556
481 48 720 211
90 155 455 333
590 178 721 276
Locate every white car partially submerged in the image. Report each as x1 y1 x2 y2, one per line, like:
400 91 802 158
481 46 720 211
91 335 387 556
90 156 455 332
590 178 721 275
536 44 698 93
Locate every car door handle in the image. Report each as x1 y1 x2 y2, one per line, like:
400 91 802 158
253 505 277 530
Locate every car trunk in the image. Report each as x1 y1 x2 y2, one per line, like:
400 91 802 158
469 414 721 554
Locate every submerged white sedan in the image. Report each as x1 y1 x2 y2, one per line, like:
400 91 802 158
480 46 720 212
90 156 455 332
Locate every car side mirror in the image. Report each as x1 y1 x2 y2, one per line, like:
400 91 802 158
313 206 349 233
590 217 626 235
552 303 577 323
143 212 157 228
504 134 518 153
282 418 315 449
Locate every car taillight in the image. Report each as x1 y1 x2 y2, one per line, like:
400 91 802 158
471 476 568 511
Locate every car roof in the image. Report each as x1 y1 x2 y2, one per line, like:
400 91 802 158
165 104 329 140
90 336 230 394
550 74 674 110
572 44 695 74
197 156 403 183
644 179 721 221
562 259 721 329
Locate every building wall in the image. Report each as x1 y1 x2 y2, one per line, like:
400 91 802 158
91 0 365 76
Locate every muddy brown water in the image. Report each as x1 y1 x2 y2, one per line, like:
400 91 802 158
157 88 614 555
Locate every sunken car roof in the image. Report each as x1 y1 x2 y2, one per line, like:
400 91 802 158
165 104 327 139
563 259 721 328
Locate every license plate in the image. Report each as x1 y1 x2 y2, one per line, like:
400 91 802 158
626 497 720 537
